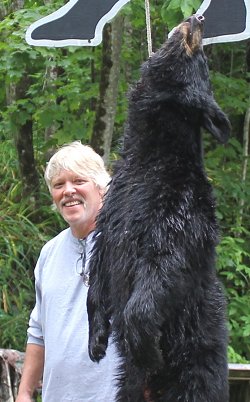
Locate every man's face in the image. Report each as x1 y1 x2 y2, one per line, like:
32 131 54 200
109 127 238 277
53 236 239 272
51 169 103 238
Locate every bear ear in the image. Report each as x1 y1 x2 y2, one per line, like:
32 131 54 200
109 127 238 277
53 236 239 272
202 105 231 144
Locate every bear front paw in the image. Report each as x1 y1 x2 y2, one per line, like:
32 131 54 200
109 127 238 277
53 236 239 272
88 331 109 362
89 340 107 363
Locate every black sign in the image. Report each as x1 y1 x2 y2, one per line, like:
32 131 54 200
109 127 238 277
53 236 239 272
26 0 130 47
197 0 249 44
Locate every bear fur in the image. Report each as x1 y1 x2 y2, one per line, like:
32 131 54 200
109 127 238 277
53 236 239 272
87 15 230 402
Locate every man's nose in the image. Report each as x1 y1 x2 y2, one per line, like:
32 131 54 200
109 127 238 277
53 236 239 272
63 182 76 196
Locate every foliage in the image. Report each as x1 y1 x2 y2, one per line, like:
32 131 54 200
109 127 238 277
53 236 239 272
0 0 249 365
161 0 202 30
205 137 250 362
0 141 65 349
0 4 101 151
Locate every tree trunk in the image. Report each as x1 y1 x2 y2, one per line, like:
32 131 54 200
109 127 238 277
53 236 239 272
237 41 250 227
0 0 24 19
7 76 40 201
91 14 124 166
3 0 40 201
15 120 40 199
44 65 58 143
237 106 249 226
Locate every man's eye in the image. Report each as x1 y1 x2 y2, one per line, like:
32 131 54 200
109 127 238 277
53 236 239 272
53 183 63 189
75 179 87 184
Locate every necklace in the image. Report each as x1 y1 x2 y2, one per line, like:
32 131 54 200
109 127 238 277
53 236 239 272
76 238 89 286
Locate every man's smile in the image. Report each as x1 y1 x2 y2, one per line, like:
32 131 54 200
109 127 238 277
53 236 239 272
63 200 82 207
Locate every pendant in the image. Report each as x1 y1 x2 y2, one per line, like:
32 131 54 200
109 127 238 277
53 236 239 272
82 272 89 287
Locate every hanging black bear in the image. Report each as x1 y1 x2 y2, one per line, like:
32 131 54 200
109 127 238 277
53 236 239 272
87 14 230 402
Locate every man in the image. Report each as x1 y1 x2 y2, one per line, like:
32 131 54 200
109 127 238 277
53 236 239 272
16 141 117 402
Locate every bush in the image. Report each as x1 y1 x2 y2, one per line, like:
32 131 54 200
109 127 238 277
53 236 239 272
0 140 65 350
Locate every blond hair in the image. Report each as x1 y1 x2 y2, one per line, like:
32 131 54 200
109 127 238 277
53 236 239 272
44 141 110 192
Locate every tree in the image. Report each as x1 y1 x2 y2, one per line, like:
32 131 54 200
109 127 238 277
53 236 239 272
91 14 124 166
1 1 40 200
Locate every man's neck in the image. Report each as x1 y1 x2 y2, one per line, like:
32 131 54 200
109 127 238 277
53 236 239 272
70 223 95 239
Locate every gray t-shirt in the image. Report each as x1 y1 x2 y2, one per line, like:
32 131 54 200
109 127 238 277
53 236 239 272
28 228 118 402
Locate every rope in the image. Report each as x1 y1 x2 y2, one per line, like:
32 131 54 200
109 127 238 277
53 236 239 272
145 0 153 57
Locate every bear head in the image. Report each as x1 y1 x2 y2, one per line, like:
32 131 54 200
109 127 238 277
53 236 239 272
136 14 231 144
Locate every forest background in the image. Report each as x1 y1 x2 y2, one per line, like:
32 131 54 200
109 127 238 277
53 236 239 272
0 0 249 363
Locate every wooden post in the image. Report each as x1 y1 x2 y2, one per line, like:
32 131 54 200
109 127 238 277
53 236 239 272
0 349 25 401
229 364 250 402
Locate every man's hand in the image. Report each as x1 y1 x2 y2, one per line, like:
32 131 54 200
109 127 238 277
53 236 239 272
15 344 44 402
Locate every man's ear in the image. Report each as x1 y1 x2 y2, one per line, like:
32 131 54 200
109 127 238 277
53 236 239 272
202 103 231 144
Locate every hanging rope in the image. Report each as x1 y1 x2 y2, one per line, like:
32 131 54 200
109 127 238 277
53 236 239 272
145 0 153 57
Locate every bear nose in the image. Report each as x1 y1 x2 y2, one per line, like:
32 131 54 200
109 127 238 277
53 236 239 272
185 14 205 25
196 15 205 23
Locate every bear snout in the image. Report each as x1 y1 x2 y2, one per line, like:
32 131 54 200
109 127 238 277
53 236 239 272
178 14 205 55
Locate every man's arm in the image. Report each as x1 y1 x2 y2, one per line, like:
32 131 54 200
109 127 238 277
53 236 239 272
16 343 44 402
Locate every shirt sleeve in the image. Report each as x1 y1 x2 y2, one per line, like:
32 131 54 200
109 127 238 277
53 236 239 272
27 253 45 347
